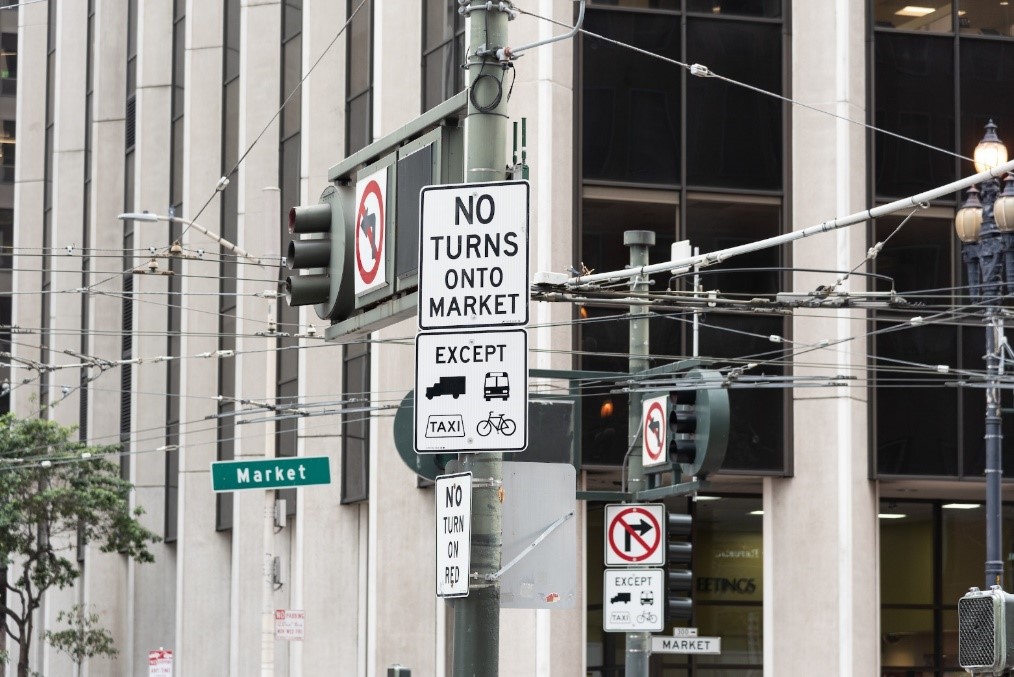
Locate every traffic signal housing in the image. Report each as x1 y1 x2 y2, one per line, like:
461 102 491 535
285 185 354 322
668 369 730 479
958 585 1014 674
666 511 693 622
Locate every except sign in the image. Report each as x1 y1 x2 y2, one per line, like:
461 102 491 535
210 456 331 492
354 167 388 296
414 328 528 453
418 180 529 330
605 503 665 567
436 472 472 598
603 568 664 632
274 609 305 641
651 635 722 654
642 394 668 468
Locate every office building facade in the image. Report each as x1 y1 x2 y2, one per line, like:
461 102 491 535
7 1 1014 675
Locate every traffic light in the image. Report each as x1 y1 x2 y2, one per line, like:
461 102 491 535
665 511 693 622
668 369 730 479
958 585 1014 674
285 185 354 322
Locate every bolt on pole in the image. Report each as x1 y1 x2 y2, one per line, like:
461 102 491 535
625 230 656 677
454 2 510 675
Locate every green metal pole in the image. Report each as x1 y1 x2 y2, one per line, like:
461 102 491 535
455 3 510 675
625 230 655 676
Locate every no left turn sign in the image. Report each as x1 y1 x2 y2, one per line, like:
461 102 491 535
354 167 387 296
642 395 668 468
604 503 665 567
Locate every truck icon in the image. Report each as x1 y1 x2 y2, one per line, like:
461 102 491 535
610 592 631 604
426 376 466 400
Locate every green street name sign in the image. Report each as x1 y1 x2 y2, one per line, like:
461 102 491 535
211 456 331 492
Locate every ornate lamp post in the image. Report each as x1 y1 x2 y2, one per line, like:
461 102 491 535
955 120 1012 589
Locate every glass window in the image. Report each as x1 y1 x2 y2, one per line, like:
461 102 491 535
1 32 16 82
959 0 1014 36
959 40 1014 164
341 341 370 503
874 0 954 32
881 503 934 604
874 33 956 200
588 0 679 9
582 10 681 184
347 0 372 153
422 0 464 111
1 119 12 184
687 0 780 18
0 208 11 268
579 195 678 466
686 199 785 472
873 215 959 476
685 19 782 190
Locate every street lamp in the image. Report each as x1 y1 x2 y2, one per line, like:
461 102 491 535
954 120 1011 590
117 211 264 266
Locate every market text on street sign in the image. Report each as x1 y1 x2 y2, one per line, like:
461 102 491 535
418 181 530 330
436 473 472 598
210 456 331 492
605 503 666 567
651 636 722 654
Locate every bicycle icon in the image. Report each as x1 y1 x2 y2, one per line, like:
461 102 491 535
477 411 517 437
636 611 658 624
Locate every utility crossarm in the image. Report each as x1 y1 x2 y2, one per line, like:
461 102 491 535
538 159 1014 290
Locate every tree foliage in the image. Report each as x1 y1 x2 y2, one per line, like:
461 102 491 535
0 414 159 677
44 604 118 668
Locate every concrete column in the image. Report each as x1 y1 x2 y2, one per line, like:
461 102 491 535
10 0 46 418
497 2 584 675
174 2 231 675
8 6 47 674
79 0 132 675
43 2 88 676
766 1 879 675
367 4 440 674
292 2 358 675
231 2 281 675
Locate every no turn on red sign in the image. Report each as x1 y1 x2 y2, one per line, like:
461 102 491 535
354 167 387 296
642 394 668 468
604 503 666 567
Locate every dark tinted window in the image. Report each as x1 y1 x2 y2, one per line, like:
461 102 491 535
874 33 956 199
582 10 681 184
685 19 782 190
687 200 784 471
687 0 780 18
959 39 1014 166
874 215 959 476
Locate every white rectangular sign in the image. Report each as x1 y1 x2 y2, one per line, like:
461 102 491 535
148 649 173 676
436 472 472 598
604 503 666 567
274 609 305 641
651 635 722 654
414 329 528 453
603 568 664 632
354 167 389 296
642 394 668 468
418 181 529 330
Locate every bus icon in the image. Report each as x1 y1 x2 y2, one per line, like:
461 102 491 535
483 372 510 401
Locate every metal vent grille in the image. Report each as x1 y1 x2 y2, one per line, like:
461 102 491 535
959 595 997 668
